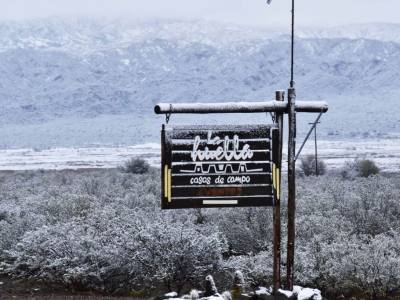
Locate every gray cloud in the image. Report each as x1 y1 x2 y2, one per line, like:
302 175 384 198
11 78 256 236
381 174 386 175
0 0 399 26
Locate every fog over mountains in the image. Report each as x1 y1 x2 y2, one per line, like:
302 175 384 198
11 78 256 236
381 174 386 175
0 19 399 148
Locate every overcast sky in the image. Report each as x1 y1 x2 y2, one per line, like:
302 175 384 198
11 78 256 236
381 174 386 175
1 0 399 27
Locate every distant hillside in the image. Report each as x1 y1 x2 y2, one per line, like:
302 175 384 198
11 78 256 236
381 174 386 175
0 19 399 148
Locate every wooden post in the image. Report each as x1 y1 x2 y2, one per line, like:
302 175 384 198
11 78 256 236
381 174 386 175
273 90 284 293
204 275 218 297
314 124 318 176
286 87 296 290
232 270 245 300
287 0 296 287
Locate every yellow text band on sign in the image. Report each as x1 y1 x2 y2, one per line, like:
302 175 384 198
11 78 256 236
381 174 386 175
164 165 168 199
272 163 281 200
167 168 172 202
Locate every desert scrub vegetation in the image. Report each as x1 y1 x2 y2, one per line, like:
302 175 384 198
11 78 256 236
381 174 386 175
300 155 327 176
340 158 380 179
122 157 150 174
0 169 399 298
355 159 380 177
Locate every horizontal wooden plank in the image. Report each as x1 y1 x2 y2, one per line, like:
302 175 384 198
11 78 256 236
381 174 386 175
172 162 271 174
171 173 271 185
171 185 273 197
162 196 274 209
167 129 271 140
171 151 270 163
172 184 270 188
164 124 276 132
171 140 271 151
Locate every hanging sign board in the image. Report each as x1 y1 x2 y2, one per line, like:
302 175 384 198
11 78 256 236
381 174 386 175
161 124 280 209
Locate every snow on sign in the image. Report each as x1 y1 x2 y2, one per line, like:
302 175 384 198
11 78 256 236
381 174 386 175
161 124 280 209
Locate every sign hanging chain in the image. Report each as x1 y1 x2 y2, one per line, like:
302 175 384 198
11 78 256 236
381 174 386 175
269 112 276 123
165 104 172 124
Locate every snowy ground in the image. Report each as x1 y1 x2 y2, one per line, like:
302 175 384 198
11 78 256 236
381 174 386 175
292 138 400 173
0 143 161 171
0 139 398 173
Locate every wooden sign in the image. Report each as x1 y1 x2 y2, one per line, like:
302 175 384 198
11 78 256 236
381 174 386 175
161 124 280 209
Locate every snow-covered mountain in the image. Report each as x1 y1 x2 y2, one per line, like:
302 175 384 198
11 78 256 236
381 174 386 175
0 19 399 148
2 19 400 52
298 23 400 44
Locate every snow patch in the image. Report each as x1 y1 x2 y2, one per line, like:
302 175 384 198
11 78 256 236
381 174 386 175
121 58 130 65
255 286 272 297
278 289 294 298
295 287 322 300
164 292 178 298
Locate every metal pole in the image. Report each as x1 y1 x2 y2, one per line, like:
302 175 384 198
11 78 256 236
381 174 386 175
290 0 295 88
286 87 296 291
273 90 284 293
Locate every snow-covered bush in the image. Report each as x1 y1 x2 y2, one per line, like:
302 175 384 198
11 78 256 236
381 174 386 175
294 175 400 297
0 170 227 293
7 212 226 293
295 232 400 298
300 155 326 176
216 208 273 255
341 158 380 178
129 218 227 293
355 159 380 177
7 210 143 291
0 170 399 297
224 251 273 288
122 158 150 174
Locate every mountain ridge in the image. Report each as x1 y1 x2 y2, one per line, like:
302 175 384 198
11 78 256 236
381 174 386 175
1 19 400 53
0 19 399 148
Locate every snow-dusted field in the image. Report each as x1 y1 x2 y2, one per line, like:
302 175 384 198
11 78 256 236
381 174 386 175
0 138 398 172
0 143 161 170
295 138 400 173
